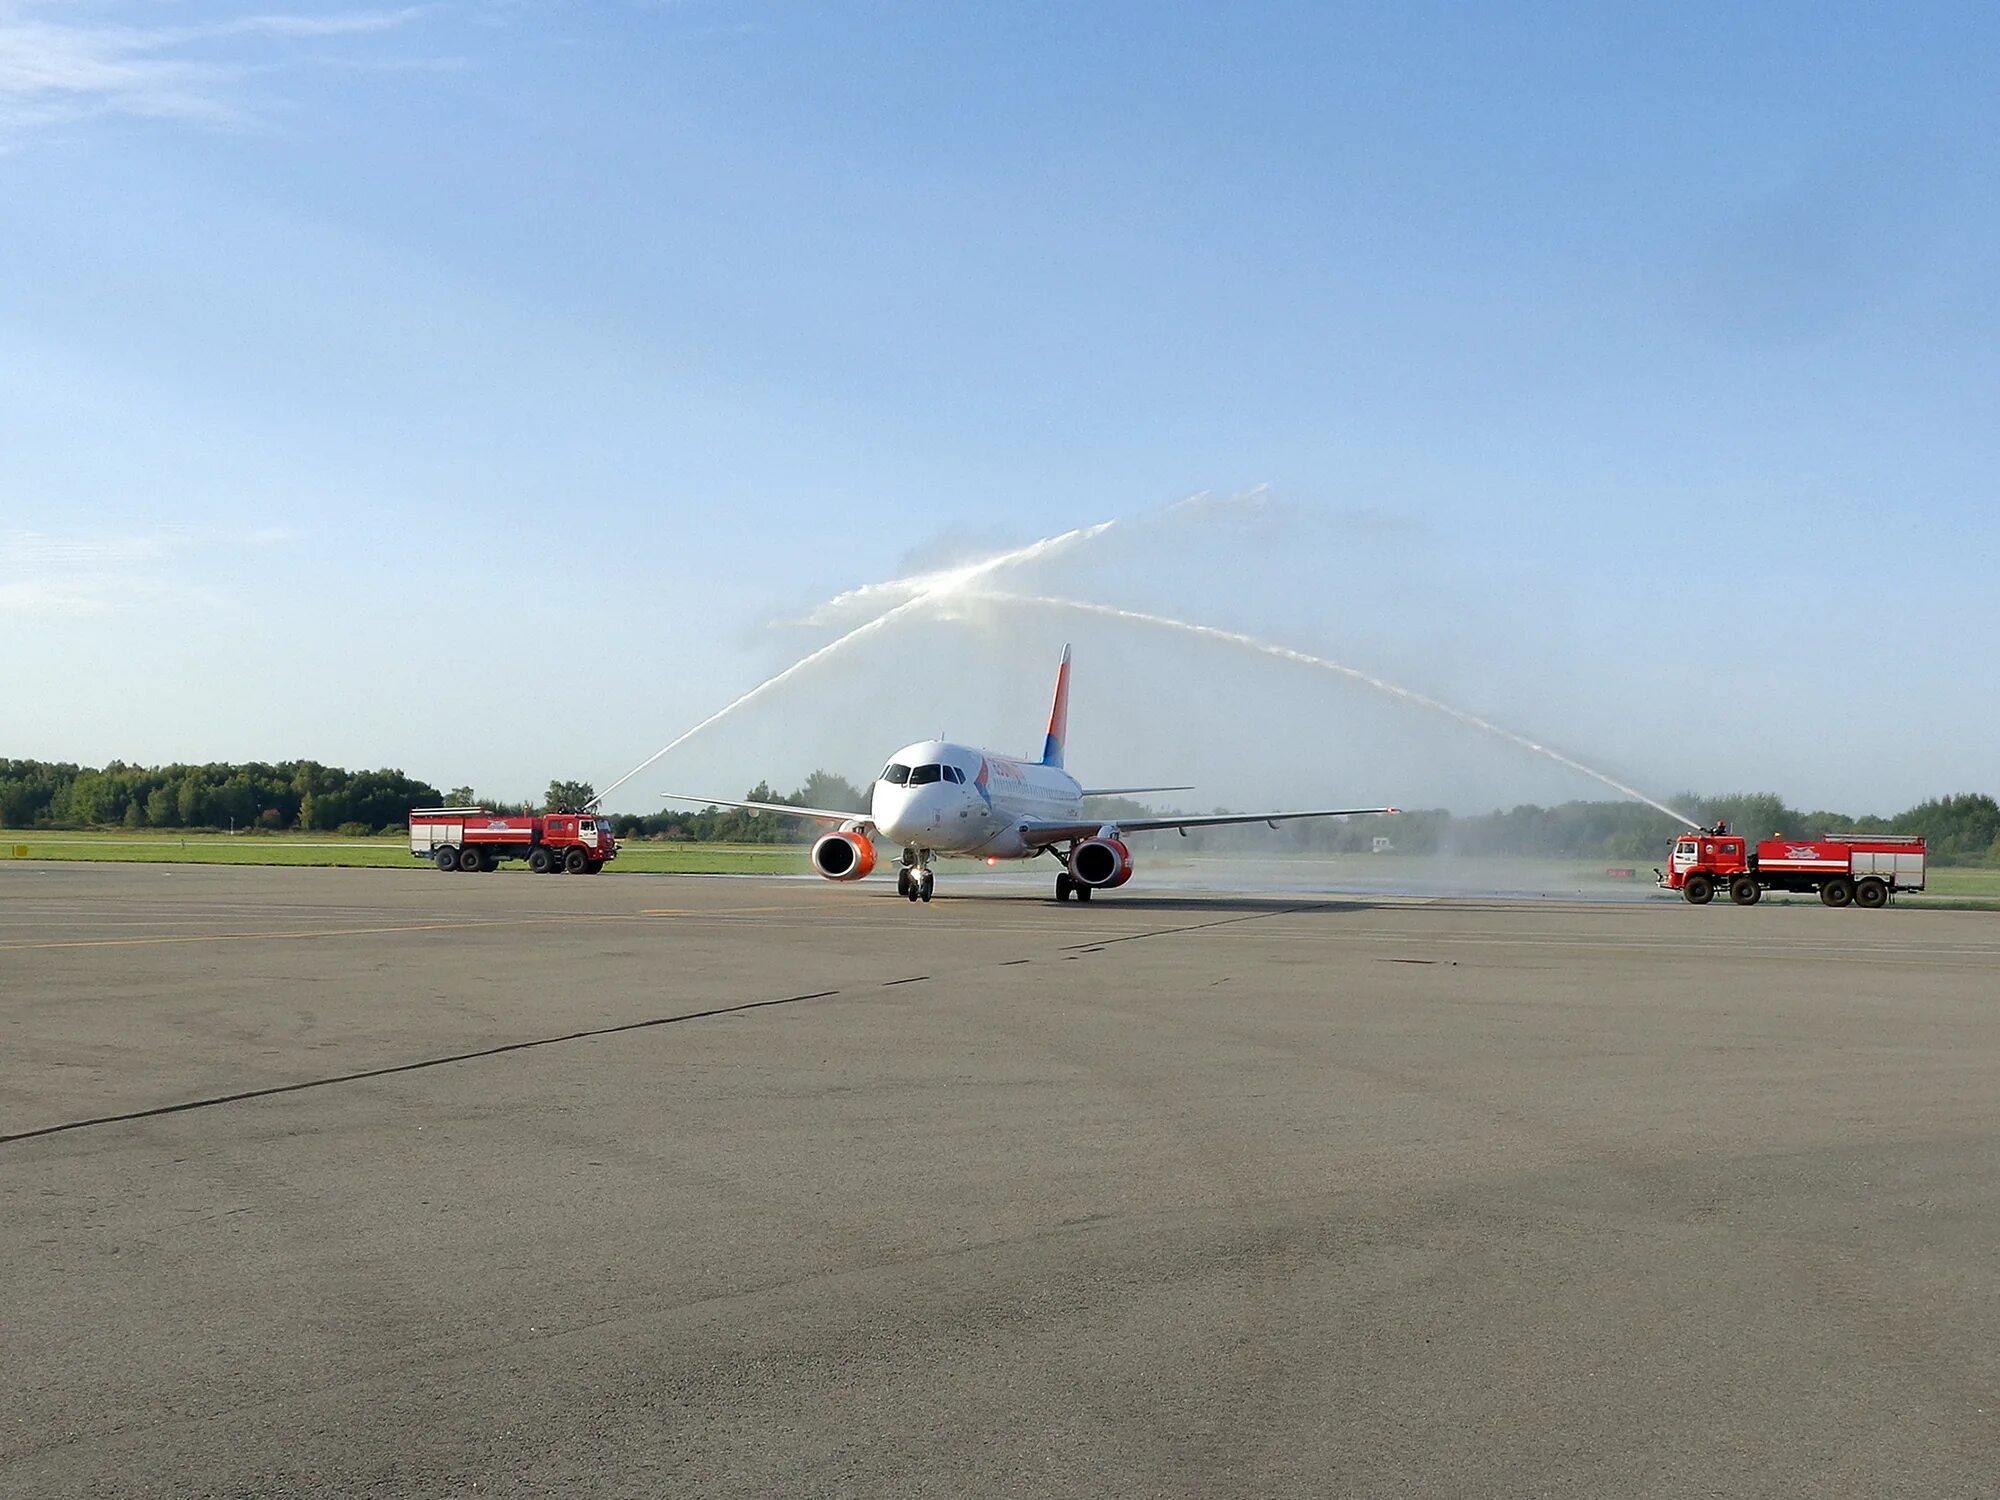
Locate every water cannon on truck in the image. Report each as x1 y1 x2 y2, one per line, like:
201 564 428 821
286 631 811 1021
409 807 617 874
1657 830 1925 908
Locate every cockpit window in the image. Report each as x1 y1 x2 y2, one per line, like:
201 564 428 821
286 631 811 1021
909 764 943 785
944 766 964 784
881 763 911 785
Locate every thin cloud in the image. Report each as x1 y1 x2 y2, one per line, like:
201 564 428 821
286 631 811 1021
210 9 426 39
0 525 290 614
0 3 429 142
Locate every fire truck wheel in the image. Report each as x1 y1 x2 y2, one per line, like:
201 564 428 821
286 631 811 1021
1729 876 1760 906
456 847 483 873
434 847 458 872
1820 877 1853 908
1854 877 1889 909
1682 874 1714 905
528 846 554 875
563 847 589 875
582 860 603 874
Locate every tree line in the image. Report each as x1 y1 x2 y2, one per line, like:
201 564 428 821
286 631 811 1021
0 759 444 835
6 757 1996 863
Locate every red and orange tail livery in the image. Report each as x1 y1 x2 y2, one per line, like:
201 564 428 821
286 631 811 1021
1041 644 1071 767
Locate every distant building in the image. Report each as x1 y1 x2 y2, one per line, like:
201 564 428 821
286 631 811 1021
1372 835 1395 855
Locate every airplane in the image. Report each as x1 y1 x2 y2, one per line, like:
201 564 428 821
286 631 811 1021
662 645 1397 904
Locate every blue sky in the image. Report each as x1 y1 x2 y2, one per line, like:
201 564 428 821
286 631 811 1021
2 1 1995 814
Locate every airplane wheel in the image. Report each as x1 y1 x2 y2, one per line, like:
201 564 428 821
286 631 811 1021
897 868 913 898
1055 872 1072 902
919 876 933 903
1075 883 1092 902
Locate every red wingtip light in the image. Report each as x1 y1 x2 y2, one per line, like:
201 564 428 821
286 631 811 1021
1386 806 1401 815
986 856 999 866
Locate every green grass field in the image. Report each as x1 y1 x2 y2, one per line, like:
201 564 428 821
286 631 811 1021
0 831 802 876
1909 865 2000 904
5 831 1996 904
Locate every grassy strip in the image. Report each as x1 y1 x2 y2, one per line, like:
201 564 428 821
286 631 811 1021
0 833 805 877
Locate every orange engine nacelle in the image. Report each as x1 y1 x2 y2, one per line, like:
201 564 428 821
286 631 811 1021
810 830 876 882
1071 836 1133 889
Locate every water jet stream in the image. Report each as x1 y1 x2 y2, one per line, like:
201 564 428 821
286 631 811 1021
589 594 929 810
590 521 1116 809
970 589 1696 826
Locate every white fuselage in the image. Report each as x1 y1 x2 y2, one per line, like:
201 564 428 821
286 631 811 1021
870 740 1084 859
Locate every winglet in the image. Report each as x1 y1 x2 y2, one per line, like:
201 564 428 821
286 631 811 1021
1041 643 1071 768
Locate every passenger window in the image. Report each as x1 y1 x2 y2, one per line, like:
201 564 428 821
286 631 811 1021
881 764 911 785
910 764 942 785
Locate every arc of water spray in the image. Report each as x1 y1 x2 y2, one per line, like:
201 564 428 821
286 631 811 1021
964 589 1697 827
593 504 1692 829
588 520 1116 809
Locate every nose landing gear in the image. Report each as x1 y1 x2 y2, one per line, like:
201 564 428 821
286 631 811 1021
898 850 935 903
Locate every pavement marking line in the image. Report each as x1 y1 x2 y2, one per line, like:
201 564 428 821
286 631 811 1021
0 988 846 1147
0 919 532 952
637 905 794 916
0 906 808 953
1060 902 1326 951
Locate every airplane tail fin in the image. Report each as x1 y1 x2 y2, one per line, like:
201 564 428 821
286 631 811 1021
1041 644 1071 768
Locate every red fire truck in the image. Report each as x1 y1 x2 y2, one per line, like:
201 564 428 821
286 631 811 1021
409 807 618 874
1658 830 1926 908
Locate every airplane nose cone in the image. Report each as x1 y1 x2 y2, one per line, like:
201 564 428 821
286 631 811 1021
876 787 950 845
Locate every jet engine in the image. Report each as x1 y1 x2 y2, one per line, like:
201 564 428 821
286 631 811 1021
810 830 877 882
1070 836 1133 889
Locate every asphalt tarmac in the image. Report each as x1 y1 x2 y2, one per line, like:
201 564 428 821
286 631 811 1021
3 862 1997 1498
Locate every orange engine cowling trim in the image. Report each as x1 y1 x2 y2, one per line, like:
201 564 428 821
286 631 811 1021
810 830 877 882
1071 836 1133 889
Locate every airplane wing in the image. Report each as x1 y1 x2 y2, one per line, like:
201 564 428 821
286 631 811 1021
1079 785 1195 797
1017 806 1397 847
660 792 873 827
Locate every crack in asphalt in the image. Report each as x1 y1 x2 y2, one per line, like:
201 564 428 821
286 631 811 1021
0 988 843 1146
4 900 1331 1147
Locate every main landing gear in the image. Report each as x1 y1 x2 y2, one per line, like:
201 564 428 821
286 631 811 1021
1053 871 1092 902
897 849 935 903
